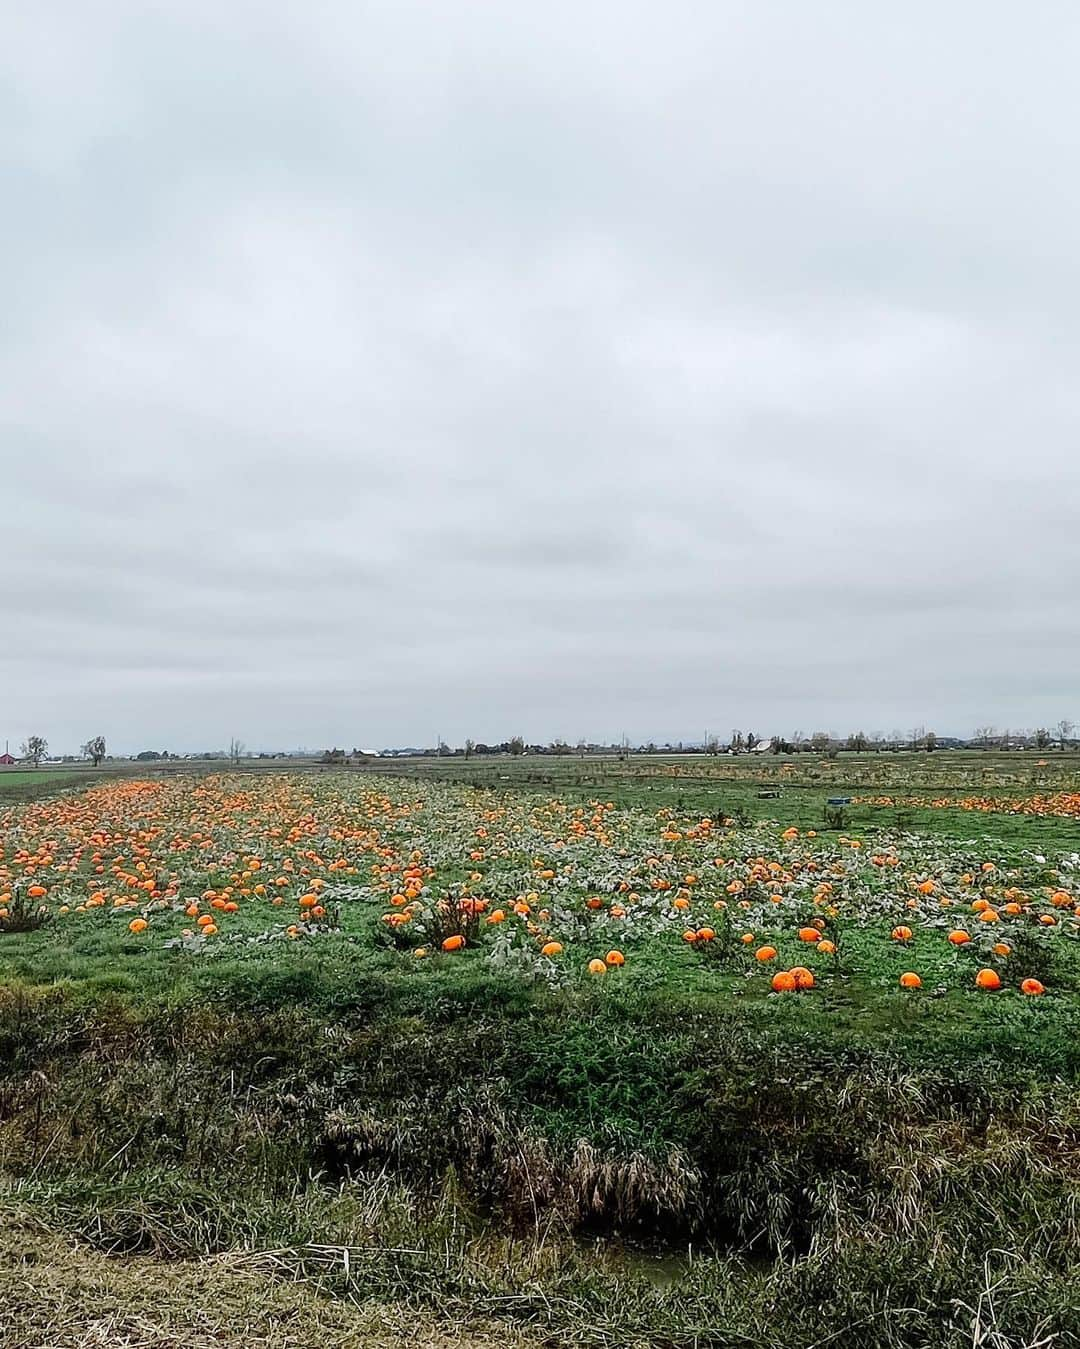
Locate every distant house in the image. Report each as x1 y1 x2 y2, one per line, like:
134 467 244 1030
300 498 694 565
0 753 16 766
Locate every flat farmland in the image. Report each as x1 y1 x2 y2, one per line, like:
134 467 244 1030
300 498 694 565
0 760 1078 1347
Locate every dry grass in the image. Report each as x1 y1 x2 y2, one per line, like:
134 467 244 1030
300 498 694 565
0 1218 544 1349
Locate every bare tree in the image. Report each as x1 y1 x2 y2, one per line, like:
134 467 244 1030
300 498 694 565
1034 728 1052 750
81 735 107 767
577 737 587 758
973 726 996 750
228 738 244 766
847 731 869 752
508 735 525 756
464 738 475 760
21 736 47 766
1057 719 1075 751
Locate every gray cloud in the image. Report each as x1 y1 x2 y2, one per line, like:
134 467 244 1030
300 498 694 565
3 2 1079 753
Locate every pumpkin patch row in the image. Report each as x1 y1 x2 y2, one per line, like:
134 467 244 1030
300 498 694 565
0 776 1075 1001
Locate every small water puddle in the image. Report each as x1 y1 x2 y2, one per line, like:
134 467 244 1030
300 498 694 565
574 1238 696 1288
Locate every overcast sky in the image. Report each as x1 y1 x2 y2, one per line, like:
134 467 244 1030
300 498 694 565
3 3 1079 754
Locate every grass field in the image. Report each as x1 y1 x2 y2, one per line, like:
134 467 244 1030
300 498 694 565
0 757 1078 1346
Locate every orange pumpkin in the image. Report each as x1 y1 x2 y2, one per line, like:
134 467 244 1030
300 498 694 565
899 972 922 989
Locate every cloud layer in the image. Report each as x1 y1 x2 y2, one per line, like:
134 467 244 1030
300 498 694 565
4 3 1078 752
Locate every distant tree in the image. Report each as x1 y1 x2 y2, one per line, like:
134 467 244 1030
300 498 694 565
464 738 475 760
1057 719 1075 751
809 732 830 753
229 738 244 766
81 735 107 767
577 738 587 758
21 736 47 766
320 748 345 763
135 749 161 762
974 726 996 750
847 731 869 752
1034 728 1052 750
790 730 805 752
731 730 745 752
745 731 759 750
508 736 525 756
771 737 788 754
923 731 938 752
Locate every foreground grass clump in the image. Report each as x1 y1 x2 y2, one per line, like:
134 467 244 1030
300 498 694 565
1 981 1080 1346
1 770 1079 1346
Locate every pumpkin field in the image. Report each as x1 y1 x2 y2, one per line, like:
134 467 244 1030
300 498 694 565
1 762 1079 1346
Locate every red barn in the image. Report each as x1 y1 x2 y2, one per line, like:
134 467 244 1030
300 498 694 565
0 753 15 766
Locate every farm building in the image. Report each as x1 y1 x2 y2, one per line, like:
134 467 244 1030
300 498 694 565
0 753 16 766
